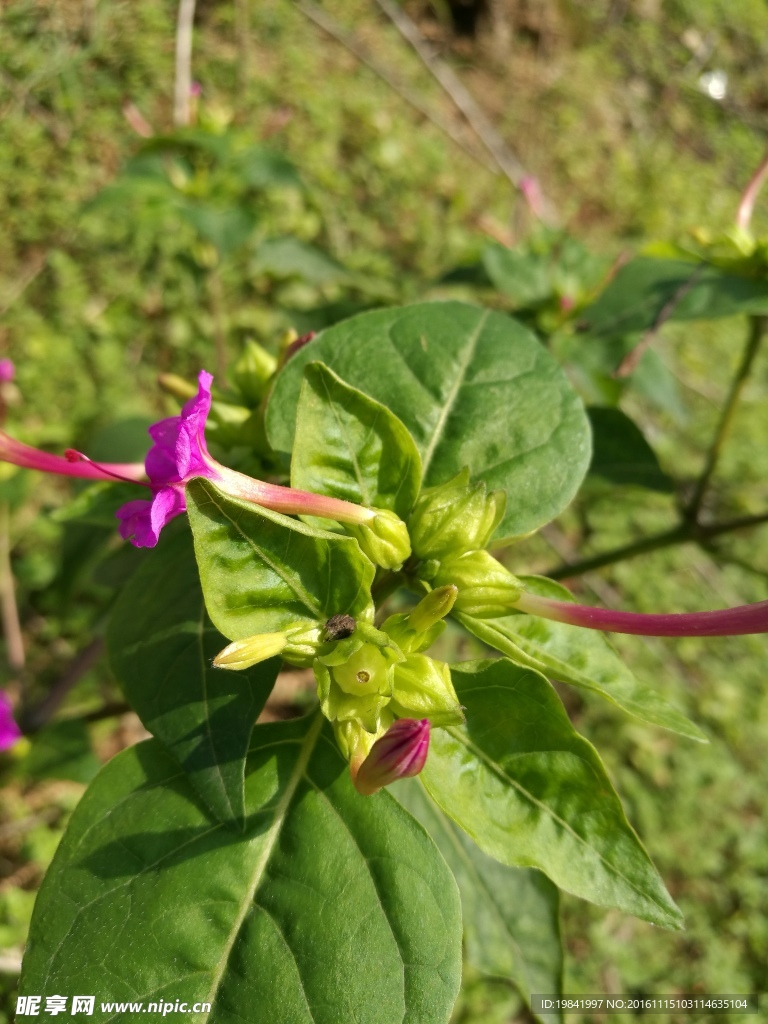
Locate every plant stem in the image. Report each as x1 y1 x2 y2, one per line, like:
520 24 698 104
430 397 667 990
0 502 24 672
21 638 105 733
684 314 765 522
547 510 768 581
209 265 227 380
173 0 196 128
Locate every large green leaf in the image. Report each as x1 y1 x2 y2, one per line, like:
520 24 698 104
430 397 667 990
108 527 279 828
421 659 683 929
394 779 562 1021
266 302 592 540
20 716 462 1024
291 361 422 526
581 257 768 337
587 406 673 492
186 478 375 639
456 576 706 742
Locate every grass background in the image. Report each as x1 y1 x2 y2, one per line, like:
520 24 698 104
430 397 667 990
2 2 768 1021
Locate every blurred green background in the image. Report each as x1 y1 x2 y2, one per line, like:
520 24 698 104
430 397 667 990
1 2 768 1022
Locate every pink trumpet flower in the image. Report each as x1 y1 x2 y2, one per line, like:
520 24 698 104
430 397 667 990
354 718 430 796
514 590 768 637
0 692 21 751
114 370 395 549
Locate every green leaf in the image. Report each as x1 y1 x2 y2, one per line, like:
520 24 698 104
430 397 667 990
266 302 592 540
291 362 422 527
587 406 673 492
394 779 563 1021
456 576 706 742
21 720 100 785
482 245 553 308
421 659 684 928
581 257 768 337
251 237 352 286
107 527 279 828
186 478 375 638
20 715 462 1024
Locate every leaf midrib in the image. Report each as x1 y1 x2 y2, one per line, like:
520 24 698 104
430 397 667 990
420 310 489 477
202 711 324 1016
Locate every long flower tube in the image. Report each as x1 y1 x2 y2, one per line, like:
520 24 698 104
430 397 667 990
514 589 768 637
0 371 410 566
0 430 146 482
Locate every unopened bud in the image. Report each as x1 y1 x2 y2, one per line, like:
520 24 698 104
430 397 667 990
409 468 506 561
354 718 430 796
433 549 522 618
382 586 457 654
347 508 411 570
408 585 458 633
390 655 464 727
214 622 322 671
213 631 288 670
233 340 278 405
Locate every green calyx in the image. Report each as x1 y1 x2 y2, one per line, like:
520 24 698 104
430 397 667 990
389 654 464 727
315 623 404 732
382 585 458 655
346 507 412 570
408 467 506 561
433 549 522 618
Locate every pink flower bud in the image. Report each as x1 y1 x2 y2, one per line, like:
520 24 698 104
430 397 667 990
0 359 15 383
353 718 430 796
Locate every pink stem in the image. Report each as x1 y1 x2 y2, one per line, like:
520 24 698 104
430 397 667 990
515 590 768 637
736 149 768 231
214 464 375 525
0 431 147 483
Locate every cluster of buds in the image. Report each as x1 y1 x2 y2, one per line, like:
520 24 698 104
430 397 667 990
410 469 523 617
215 586 464 795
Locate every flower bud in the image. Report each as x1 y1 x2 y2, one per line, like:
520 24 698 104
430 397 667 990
347 508 411 570
213 631 288 670
213 622 322 671
354 718 430 796
381 586 457 655
408 468 506 561
433 549 522 618
233 340 278 406
389 654 464 727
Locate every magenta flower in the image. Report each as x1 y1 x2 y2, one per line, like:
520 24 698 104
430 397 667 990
514 589 768 637
113 371 410 566
0 359 14 383
354 718 430 796
0 692 21 751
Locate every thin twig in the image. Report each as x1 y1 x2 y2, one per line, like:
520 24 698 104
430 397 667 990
371 0 556 221
173 0 197 128
235 0 251 106
545 509 768 581
736 147 768 231
613 263 705 378
209 267 228 380
684 314 766 522
22 638 105 733
0 503 24 673
296 0 496 174
0 250 48 318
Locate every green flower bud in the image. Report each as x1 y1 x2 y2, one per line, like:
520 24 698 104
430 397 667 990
347 508 411 570
389 654 464 727
233 340 278 406
213 631 288 671
381 585 457 654
408 468 506 560
433 549 522 618
214 622 323 671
